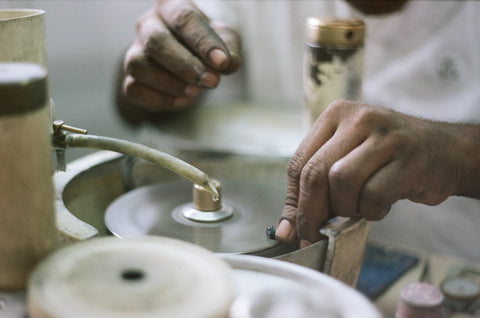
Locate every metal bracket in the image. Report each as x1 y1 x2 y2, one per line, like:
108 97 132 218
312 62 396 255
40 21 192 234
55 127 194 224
51 120 87 171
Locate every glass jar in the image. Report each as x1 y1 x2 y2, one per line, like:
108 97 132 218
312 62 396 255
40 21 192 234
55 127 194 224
303 17 365 125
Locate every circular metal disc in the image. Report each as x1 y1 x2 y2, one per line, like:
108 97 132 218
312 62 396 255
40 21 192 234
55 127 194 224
105 179 281 254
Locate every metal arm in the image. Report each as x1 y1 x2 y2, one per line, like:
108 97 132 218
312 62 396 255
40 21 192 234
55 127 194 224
52 120 219 200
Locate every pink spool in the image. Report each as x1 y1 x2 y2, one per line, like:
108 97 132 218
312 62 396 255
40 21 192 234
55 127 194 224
396 282 444 318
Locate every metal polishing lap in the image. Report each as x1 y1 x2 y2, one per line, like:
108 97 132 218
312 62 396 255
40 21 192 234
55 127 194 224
104 179 281 254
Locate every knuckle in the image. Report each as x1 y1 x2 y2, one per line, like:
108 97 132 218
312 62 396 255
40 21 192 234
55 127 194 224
324 99 353 115
361 184 382 206
170 82 188 97
328 162 358 217
191 33 212 52
300 160 327 191
327 99 347 111
170 6 198 33
123 77 140 101
286 154 305 180
143 30 170 55
328 160 349 189
168 5 218 58
352 106 397 137
125 54 147 77
353 106 380 128
359 186 389 220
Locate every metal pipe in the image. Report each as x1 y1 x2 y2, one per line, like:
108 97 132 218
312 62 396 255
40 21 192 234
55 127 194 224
64 134 219 200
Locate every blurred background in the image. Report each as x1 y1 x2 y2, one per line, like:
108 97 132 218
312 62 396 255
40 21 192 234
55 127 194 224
1 0 321 162
1 1 154 161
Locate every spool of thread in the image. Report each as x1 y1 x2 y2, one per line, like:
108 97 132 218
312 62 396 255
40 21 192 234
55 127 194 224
396 282 444 318
0 63 56 290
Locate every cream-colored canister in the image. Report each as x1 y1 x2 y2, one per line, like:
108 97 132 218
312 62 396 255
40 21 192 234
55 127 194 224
0 63 56 290
303 17 365 125
0 9 47 68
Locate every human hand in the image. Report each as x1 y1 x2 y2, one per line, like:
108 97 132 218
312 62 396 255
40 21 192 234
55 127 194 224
276 100 463 248
120 0 241 116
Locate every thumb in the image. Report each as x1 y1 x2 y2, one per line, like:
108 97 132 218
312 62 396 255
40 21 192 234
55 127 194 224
211 22 241 74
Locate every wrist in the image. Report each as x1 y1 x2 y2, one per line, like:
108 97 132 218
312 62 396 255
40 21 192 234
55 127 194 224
451 123 480 199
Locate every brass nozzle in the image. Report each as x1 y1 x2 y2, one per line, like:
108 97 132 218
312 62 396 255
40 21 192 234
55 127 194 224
193 179 221 211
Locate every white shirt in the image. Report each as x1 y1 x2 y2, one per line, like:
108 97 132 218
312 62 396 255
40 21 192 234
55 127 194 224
360 1 480 261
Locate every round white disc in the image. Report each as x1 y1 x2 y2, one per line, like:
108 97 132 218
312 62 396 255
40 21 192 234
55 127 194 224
28 237 234 318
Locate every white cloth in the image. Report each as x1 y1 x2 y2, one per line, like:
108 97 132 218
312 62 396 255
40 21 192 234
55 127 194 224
198 0 480 261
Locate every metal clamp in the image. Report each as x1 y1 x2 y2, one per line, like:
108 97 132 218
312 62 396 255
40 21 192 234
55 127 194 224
52 120 88 171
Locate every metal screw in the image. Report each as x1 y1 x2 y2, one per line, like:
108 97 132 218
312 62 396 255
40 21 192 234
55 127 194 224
52 119 88 134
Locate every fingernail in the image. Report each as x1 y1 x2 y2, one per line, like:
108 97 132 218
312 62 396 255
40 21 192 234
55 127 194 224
275 219 293 241
300 239 312 249
209 48 229 69
200 72 219 88
184 85 202 97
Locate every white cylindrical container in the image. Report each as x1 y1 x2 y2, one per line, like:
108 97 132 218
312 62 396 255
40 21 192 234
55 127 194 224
0 63 57 290
0 9 47 68
303 17 365 125
0 9 56 121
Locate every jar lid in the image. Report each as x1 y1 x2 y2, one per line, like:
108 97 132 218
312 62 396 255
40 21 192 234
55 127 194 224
305 17 365 48
0 63 48 115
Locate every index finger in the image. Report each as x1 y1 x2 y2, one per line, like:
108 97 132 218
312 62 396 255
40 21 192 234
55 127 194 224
276 106 340 242
157 0 232 71
137 10 219 88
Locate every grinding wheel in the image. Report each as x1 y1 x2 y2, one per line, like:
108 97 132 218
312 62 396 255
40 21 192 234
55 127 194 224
105 179 282 254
